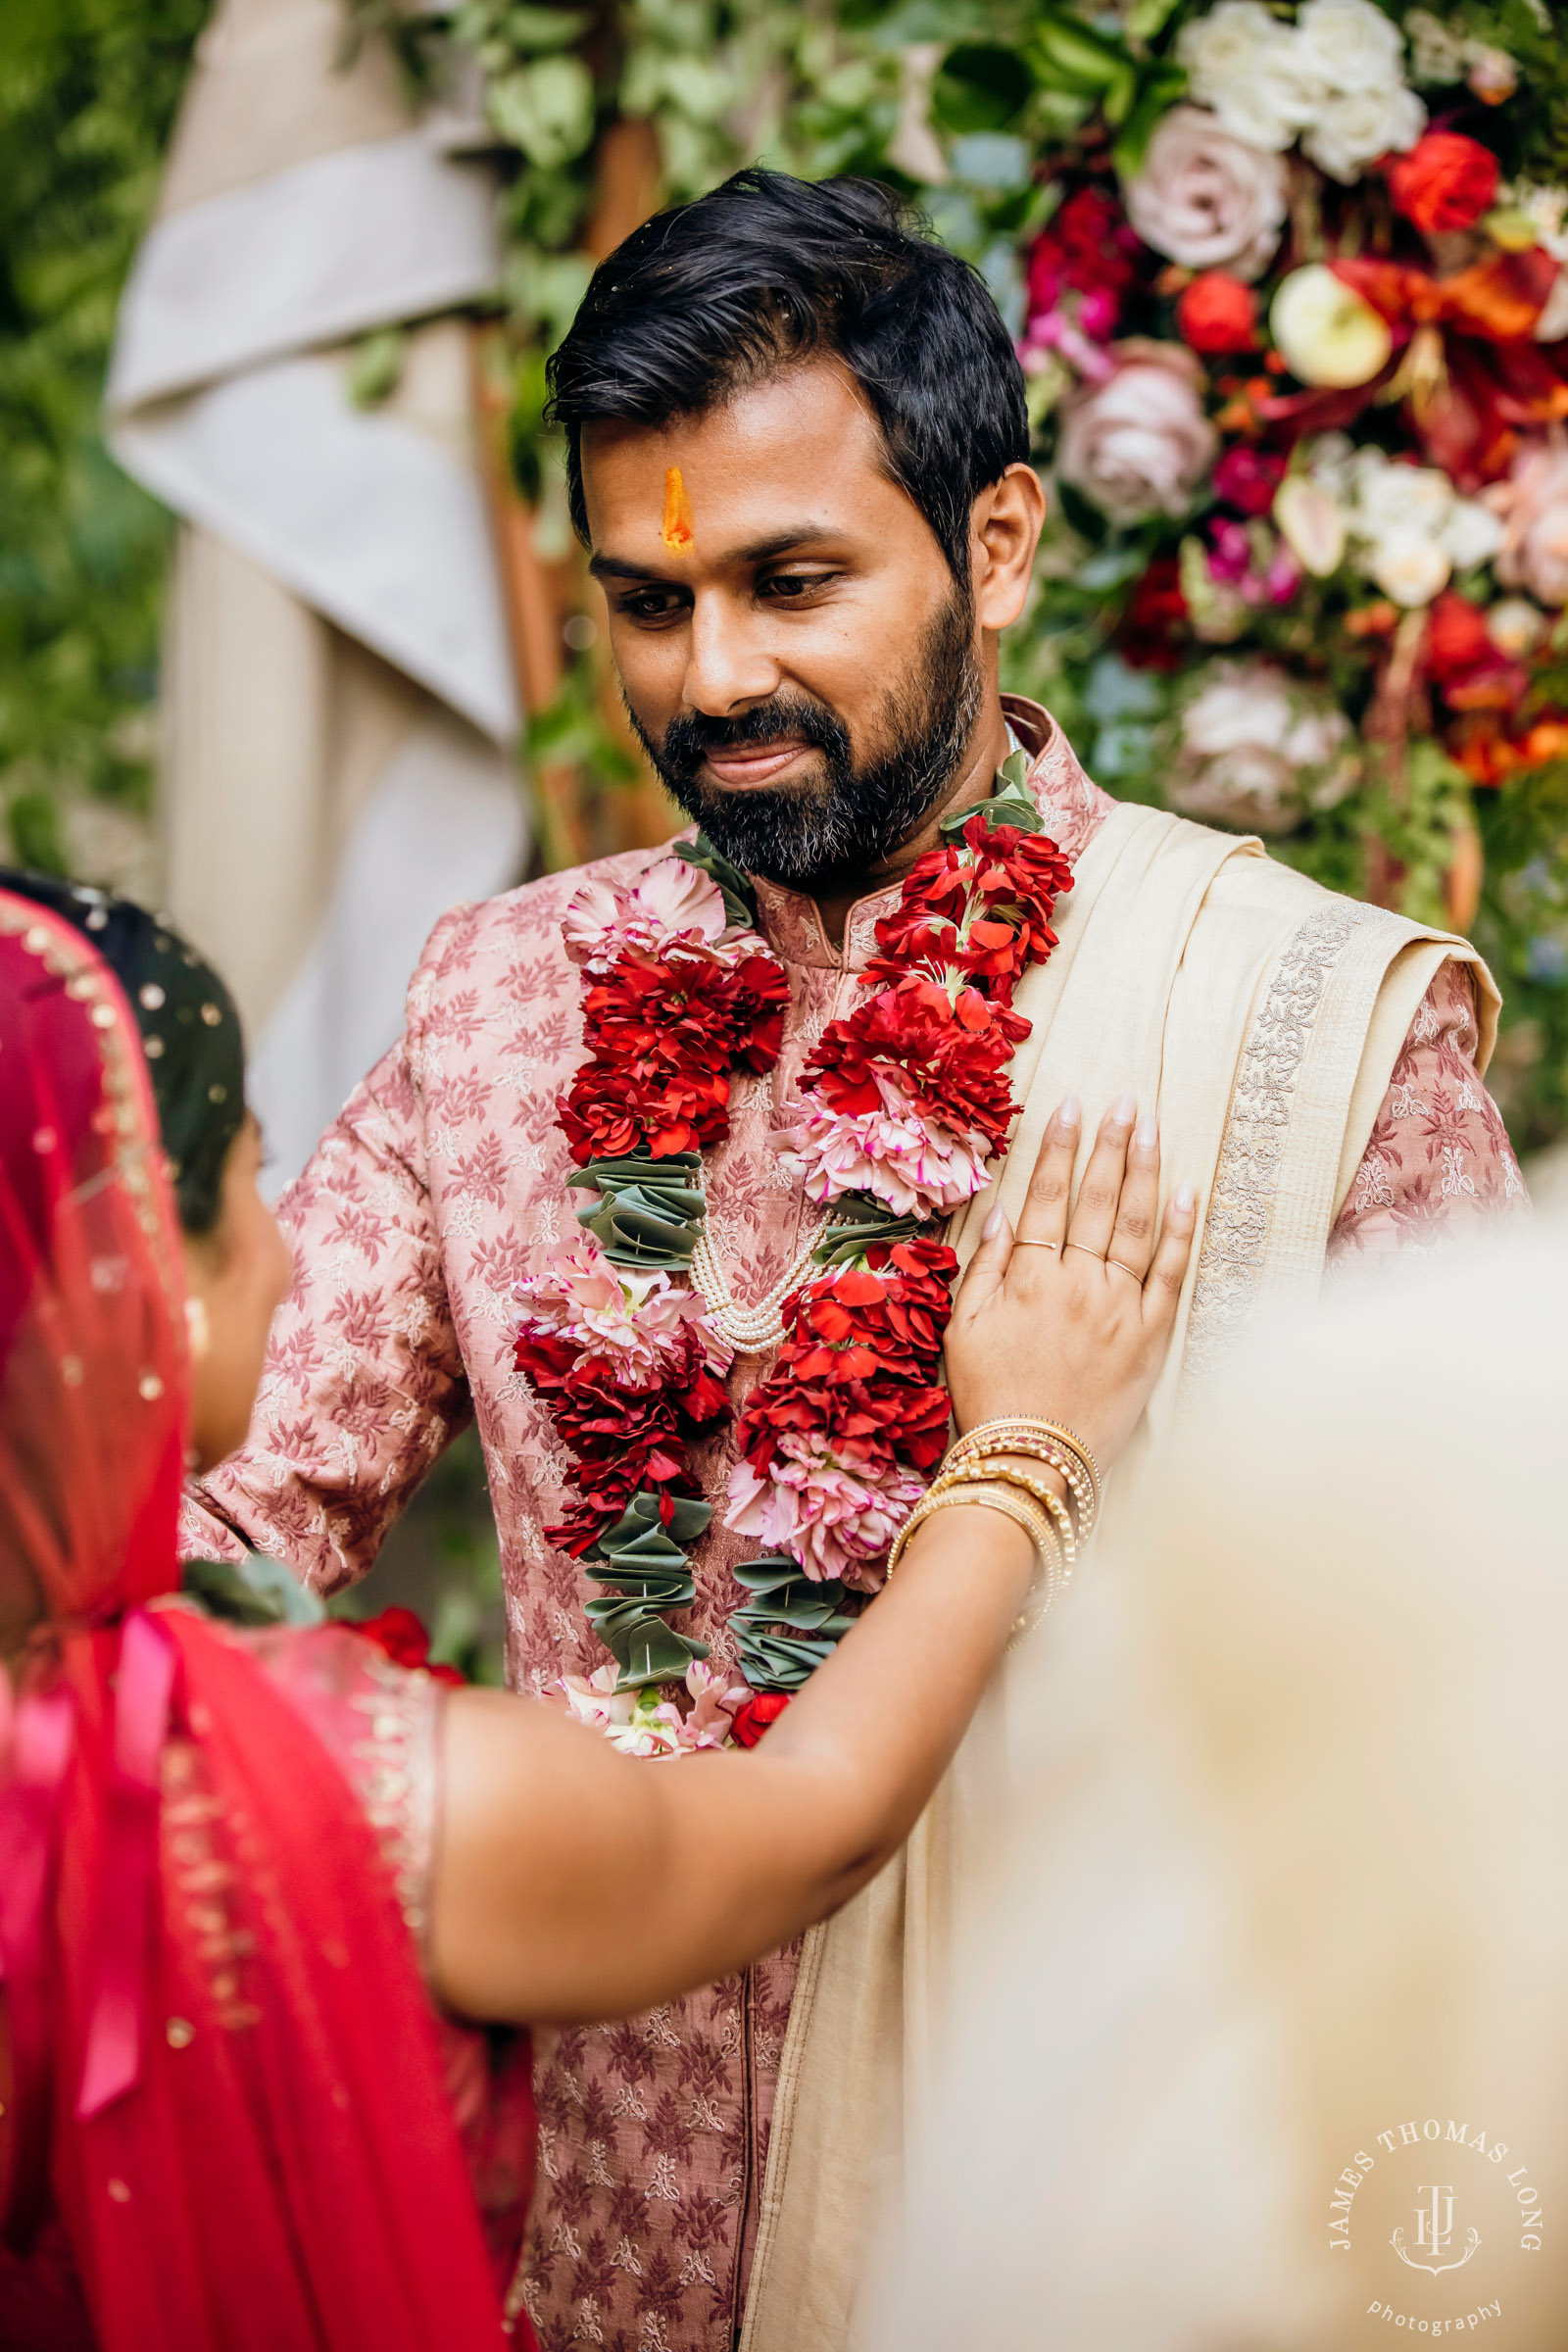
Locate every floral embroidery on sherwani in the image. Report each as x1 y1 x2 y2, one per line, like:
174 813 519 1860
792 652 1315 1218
181 698 1523 2350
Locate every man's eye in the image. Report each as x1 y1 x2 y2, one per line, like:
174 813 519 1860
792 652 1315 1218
620 590 685 621
763 572 834 600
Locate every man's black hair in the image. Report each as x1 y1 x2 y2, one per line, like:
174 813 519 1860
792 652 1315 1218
545 168 1030 579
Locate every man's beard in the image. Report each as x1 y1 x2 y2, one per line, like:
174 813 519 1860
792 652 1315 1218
626 586 984 891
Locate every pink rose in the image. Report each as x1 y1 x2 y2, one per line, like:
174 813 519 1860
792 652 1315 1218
1484 432 1568 609
1123 106 1288 282
1057 342 1218 527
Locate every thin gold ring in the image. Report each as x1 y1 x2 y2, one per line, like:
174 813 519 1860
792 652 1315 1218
1106 1255 1144 1281
1062 1241 1103 1260
1012 1238 1059 1251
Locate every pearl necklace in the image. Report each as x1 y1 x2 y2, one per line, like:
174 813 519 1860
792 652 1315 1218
690 1225 819 1353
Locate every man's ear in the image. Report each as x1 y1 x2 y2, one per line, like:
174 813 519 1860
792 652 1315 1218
972 463 1046 634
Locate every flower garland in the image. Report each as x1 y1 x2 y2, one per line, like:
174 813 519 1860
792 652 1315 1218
725 766 1072 1588
513 843 788 1691
514 757 1072 1738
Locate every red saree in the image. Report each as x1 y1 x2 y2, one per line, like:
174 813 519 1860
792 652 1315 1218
0 890 529 2349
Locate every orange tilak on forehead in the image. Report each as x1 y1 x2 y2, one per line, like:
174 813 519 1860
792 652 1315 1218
661 466 695 553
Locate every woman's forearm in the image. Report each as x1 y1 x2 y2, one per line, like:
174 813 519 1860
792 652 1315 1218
433 1494 1044 2025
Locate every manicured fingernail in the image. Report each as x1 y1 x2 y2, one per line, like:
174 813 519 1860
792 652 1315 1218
1135 1111 1158 1152
1176 1180 1196 1213
983 1205 1004 1241
1111 1091 1136 1125
1056 1094 1081 1130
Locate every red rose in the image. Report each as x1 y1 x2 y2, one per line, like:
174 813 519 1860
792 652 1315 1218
731 1691 791 1747
1425 591 1493 681
1117 556 1188 670
1176 272 1258 356
1388 133 1499 236
353 1606 434 1671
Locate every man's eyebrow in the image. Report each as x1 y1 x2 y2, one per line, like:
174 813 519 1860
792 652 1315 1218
588 526 841 581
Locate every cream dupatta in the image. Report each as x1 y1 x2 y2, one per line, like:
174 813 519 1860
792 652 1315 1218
739 802 1498 2352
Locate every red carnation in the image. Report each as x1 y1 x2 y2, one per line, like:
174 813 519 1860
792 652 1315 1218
1388 132 1499 236
1176 272 1258 356
353 1605 462 1684
731 1691 791 1747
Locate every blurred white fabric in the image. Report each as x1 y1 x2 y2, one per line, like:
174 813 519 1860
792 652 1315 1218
864 1229 1568 2351
107 0 526 1190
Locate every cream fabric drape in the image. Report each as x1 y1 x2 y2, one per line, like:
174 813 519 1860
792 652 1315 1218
108 0 526 1185
741 804 1497 2352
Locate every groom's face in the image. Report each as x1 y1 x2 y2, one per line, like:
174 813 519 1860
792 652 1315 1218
580 363 985 889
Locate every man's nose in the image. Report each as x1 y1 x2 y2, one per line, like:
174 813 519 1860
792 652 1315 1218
680 590 781 717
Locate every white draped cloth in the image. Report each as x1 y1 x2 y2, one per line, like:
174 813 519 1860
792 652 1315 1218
108 0 527 1183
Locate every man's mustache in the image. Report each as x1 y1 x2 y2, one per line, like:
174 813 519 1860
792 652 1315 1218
657 696 850 771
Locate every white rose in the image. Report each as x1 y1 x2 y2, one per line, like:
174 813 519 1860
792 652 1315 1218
1178 4 1324 151
1303 85 1427 183
1176 2 1275 99
1182 668 1294 760
1283 705 1352 769
1367 532 1451 607
1173 661 1357 834
1441 497 1505 571
1272 266 1393 387
1352 456 1452 540
1123 106 1289 280
1295 0 1406 94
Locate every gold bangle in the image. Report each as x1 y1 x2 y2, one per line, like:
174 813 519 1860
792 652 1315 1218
943 1426 1098 1542
933 1460 1078 1582
949 1418 1102 1526
886 1480 1054 1583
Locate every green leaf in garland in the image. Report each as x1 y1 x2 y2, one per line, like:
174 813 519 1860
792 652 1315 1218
568 1152 707 1269
675 836 760 931
586 1490 712 1689
810 1191 928 1266
938 748 1043 840
730 1555 858 1692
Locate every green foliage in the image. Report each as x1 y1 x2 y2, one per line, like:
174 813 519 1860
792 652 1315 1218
0 0 205 867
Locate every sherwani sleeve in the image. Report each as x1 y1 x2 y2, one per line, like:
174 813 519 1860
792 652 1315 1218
178 906 475 1594
1327 957 1528 1266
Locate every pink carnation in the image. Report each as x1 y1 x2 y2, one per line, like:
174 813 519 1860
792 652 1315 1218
563 856 741 972
557 1660 750 1755
777 1073 993 1220
726 1440 926 1588
514 1240 731 1383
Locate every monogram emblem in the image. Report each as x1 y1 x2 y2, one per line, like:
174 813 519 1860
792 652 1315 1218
1391 2184 1481 2277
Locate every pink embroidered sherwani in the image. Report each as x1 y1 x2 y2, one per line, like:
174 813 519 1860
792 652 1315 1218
182 701 1524 2350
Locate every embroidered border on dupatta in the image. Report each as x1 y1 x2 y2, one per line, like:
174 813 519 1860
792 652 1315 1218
1182 900 1382 1383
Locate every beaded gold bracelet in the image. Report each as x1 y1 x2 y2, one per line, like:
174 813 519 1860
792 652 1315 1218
943 1435 1093 1545
947 1418 1102 1534
936 1459 1077 1583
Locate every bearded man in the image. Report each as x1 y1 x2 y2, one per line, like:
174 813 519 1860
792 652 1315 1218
184 170 1524 2350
